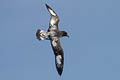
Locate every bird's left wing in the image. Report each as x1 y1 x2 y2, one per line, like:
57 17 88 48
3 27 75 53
45 4 60 31
50 37 64 76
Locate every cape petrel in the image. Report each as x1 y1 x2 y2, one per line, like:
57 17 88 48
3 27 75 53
36 4 69 76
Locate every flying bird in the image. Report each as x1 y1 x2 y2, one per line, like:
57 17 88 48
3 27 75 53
36 4 69 76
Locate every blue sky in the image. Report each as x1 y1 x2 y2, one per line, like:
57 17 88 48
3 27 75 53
0 0 120 80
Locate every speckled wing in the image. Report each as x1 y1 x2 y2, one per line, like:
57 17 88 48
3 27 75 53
45 4 60 31
50 38 64 76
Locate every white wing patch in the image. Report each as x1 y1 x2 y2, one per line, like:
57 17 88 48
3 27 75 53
52 37 58 47
52 40 57 47
48 8 56 16
50 19 56 26
56 55 62 64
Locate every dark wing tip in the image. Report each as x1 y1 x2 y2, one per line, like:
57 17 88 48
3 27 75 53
57 67 63 76
45 3 50 9
45 3 58 17
36 29 41 40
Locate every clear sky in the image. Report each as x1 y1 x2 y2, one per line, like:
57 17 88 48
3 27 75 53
0 0 120 80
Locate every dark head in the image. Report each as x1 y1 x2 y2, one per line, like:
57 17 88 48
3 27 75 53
61 31 69 38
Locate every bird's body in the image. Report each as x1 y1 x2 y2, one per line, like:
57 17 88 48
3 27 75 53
36 4 69 76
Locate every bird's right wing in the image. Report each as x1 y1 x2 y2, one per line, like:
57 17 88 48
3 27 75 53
50 37 64 76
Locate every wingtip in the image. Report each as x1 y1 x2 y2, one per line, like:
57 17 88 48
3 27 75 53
45 3 57 16
58 71 62 76
45 3 50 9
57 67 63 76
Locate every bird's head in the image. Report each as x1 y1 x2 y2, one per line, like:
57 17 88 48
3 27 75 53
61 31 69 38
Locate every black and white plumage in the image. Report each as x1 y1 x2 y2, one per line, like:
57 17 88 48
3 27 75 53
36 4 69 76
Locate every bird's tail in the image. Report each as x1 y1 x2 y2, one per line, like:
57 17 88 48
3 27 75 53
55 54 64 76
36 29 49 40
45 4 57 16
